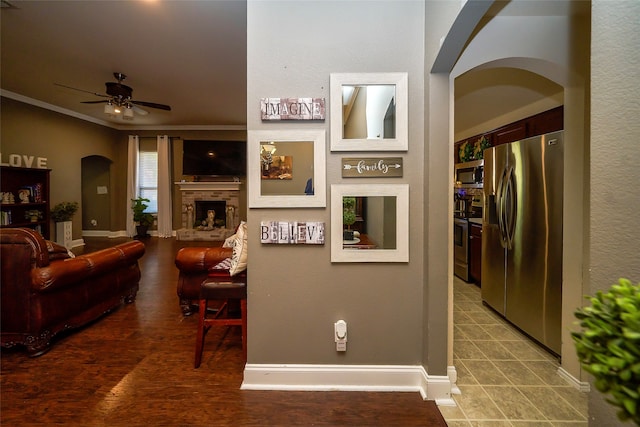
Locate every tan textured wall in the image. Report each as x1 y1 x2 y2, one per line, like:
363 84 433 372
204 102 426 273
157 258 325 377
0 100 248 234
1 97 120 239
590 1 640 423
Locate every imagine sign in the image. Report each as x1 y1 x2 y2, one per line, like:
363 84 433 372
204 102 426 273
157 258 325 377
261 98 325 121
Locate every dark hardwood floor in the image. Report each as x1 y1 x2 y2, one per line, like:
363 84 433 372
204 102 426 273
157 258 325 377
1 236 447 426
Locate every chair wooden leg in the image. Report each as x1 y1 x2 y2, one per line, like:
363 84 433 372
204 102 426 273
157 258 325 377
194 298 208 368
195 289 247 368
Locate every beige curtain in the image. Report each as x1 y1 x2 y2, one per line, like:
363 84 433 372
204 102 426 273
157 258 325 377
156 135 173 237
126 135 139 237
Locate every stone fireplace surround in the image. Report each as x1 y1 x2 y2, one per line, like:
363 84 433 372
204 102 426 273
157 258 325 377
175 181 241 241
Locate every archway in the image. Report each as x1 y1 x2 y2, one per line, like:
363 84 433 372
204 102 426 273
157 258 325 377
450 56 587 384
81 155 112 235
428 0 590 388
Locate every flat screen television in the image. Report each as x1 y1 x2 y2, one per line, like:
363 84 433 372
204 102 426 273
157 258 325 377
182 140 246 177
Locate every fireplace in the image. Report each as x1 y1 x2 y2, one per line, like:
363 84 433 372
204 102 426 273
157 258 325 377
194 201 226 228
175 181 241 241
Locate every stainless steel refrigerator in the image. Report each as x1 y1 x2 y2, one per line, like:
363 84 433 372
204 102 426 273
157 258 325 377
481 131 563 355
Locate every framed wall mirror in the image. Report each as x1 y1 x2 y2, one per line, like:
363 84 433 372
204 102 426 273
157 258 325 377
331 184 409 262
330 73 408 152
248 130 326 208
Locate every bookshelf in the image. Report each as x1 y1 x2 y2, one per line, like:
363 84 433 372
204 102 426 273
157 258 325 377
0 166 51 239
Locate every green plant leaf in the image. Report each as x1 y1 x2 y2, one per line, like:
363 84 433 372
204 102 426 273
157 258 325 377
621 385 640 400
573 278 640 421
623 398 636 416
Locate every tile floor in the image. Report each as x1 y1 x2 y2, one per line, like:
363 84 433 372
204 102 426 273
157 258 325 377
439 278 589 426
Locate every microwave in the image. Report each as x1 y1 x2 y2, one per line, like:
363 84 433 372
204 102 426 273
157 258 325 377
454 159 483 188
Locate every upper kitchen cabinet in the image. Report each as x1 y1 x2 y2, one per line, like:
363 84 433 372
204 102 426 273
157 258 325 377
454 106 563 163
527 106 564 137
493 122 526 146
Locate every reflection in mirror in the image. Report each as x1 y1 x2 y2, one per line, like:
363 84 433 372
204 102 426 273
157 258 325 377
331 184 408 262
342 196 396 249
260 140 314 196
248 129 326 208
342 85 396 140
330 73 407 152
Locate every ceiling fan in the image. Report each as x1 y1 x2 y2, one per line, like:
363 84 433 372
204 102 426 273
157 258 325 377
56 72 171 119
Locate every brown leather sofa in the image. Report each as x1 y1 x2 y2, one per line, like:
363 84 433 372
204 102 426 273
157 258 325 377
0 227 145 356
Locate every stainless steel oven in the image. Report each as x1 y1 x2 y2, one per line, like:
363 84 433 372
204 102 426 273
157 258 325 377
454 218 469 281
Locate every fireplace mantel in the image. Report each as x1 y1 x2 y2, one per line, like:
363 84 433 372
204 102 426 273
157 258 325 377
175 181 241 192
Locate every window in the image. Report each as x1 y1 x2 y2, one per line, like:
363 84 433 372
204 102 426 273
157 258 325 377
138 149 158 213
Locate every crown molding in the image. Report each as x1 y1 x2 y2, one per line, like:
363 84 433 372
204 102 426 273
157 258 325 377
1 89 115 128
1 89 247 132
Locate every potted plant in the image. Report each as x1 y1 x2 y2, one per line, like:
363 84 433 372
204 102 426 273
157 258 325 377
51 201 79 248
51 201 79 222
131 197 154 237
24 209 42 222
572 278 640 425
343 197 356 240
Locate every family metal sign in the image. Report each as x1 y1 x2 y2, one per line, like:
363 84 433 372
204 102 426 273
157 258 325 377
342 157 403 178
261 98 325 121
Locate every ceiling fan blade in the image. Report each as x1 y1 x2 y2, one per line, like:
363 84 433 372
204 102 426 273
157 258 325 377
131 100 171 111
81 100 109 104
55 83 108 98
132 105 149 116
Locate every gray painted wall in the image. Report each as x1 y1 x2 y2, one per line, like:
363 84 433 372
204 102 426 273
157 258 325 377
246 1 431 366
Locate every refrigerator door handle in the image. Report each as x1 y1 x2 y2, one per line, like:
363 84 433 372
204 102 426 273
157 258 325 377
504 166 516 249
496 166 508 248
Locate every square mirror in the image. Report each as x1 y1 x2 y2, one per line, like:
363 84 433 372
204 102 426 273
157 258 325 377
330 73 408 152
331 184 409 262
248 130 326 208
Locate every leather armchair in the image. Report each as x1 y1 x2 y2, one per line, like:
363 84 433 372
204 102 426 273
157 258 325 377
175 246 234 315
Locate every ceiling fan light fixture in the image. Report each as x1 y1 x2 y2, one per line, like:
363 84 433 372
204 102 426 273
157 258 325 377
104 101 116 116
68 72 170 121
123 105 134 120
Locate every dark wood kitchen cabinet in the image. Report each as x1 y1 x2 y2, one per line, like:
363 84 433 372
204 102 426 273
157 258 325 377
493 122 526 146
469 222 482 285
454 106 564 163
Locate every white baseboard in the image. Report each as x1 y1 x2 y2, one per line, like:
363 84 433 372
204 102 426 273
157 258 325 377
448 365 461 396
83 230 116 237
82 230 131 238
69 238 85 249
241 364 454 404
82 230 176 238
557 367 590 392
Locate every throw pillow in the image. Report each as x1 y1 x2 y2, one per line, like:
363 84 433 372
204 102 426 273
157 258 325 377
229 221 247 276
223 233 237 248
45 240 76 260
210 257 233 270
